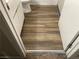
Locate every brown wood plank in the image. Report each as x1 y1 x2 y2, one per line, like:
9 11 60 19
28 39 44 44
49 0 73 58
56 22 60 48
23 23 58 28
22 27 59 33
25 14 59 18
25 20 58 24
24 18 59 22
26 53 66 59
22 33 61 41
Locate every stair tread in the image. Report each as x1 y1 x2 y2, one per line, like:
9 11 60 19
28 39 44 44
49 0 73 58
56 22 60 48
26 12 58 16
25 20 58 24
26 52 66 59
23 23 58 28
22 27 59 33
25 44 63 50
22 33 61 41
25 17 59 20
25 14 59 18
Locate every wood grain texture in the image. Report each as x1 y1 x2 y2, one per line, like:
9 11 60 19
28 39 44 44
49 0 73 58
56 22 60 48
21 5 63 50
25 53 66 59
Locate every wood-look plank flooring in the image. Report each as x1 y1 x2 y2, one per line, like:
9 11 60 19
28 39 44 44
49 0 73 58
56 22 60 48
21 5 63 50
25 52 66 59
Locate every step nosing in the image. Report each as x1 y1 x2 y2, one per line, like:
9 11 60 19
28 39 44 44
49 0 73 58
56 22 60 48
26 50 65 55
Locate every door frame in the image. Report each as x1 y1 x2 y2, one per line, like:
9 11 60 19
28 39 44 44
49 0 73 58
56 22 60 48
0 0 26 57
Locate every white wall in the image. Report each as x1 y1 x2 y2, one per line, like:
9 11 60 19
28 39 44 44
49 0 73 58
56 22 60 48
31 0 58 5
58 0 65 12
59 0 79 50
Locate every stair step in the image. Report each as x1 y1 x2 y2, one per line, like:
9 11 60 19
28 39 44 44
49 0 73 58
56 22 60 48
25 50 66 59
26 54 65 59
31 5 58 11
25 14 59 18
23 40 63 50
26 12 58 16
31 10 58 13
25 20 58 24
22 27 59 33
24 18 59 21
23 23 58 28
24 44 63 50
22 33 61 41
